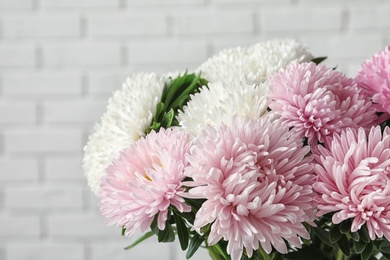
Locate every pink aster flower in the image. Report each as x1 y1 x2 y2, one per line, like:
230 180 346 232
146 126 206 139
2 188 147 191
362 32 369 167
268 62 377 146
184 115 316 260
313 126 390 240
99 128 191 237
355 46 390 114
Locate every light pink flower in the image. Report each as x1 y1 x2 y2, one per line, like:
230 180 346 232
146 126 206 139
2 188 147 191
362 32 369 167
269 62 377 146
99 128 191 237
313 126 390 240
184 115 316 260
355 46 390 114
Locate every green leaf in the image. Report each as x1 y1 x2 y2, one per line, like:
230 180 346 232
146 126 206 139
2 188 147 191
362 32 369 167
353 239 366 254
212 243 230 260
241 255 250 260
146 72 207 135
124 231 154 250
155 101 165 119
173 212 189 250
161 109 175 129
150 215 159 235
337 234 350 256
163 72 190 107
271 252 284 260
359 226 370 243
186 233 205 259
311 56 327 65
312 226 332 246
168 73 203 111
361 242 373 260
158 223 175 243
150 211 175 243
340 219 351 234
380 240 390 254
173 208 195 223
160 84 170 105
283 247 330 259
330 224 342 243
350 231 360 242
380 116 390 132
121 226 126 236
184 198 206 211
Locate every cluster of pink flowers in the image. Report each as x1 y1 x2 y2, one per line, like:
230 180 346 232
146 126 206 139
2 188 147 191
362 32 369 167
100 128 191 236
185 116 315 259
313 126 390 241
85 41 390 260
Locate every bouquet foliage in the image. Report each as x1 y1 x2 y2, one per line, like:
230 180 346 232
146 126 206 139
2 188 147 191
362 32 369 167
83 39 390 260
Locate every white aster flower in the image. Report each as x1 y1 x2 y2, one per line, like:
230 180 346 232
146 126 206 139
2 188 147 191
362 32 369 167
199 39 313 85
83 73 166 195
178 77 269 137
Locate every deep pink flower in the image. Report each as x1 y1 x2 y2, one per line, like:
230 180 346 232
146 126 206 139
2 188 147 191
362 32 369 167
99 128 191 237
269 62 377 146
313 126 390 240
184 115 316 260
355 46 390 114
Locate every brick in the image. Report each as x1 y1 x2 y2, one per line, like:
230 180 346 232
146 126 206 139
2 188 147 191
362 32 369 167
300 0 381 3
0 158 39 181
5 129 83 153
212 39 257 54
302 35 384 60
87 189 102 210
41 0 119 8
90 242 171 260
0 134 3 154
88 14 167 37
350 4 390 30
45 158 84 181
6 243 83 260
128 42 208 64
261 8 342 32
2 73 82 97
173 12 254 35
128 0 206 5
43 100 107 124
0 102 36 124
5 185 83 210
215 0 289 4
0 45 35 67
347 61 365 78
0 0 33 9
2 16 80 38
0 215 40 237
88 71 127 95
48 214 119 237
43 44 121 67
129 63 194 74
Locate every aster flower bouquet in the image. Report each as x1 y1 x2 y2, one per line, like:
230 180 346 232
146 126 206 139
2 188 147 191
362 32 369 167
83 40 390 260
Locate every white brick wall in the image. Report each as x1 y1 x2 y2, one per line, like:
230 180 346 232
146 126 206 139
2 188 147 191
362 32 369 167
0 1 388 260
88 14 168 37
0 45 36 67
2 15 81 38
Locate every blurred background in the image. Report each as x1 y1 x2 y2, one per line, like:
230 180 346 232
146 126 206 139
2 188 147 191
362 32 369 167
0 0 389 259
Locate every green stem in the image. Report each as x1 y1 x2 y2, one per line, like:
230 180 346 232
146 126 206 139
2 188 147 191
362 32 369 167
258 246 271 260
336 248 344 260
206 246 221 260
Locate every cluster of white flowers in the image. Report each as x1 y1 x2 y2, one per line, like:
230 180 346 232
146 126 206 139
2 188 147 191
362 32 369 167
83 39 313 195
83 73 166 195
177 78 269 137
199 39 313 85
